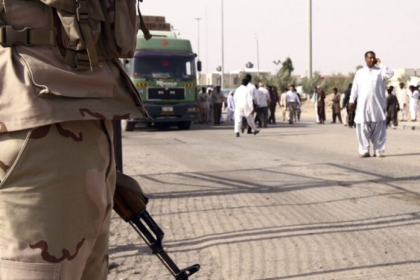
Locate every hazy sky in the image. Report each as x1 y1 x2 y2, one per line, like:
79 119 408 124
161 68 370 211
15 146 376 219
142 0 420 76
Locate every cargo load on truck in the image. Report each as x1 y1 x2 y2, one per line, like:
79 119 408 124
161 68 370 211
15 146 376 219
142 16 171 31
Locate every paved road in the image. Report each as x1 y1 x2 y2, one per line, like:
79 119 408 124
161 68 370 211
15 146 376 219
109 116 420 280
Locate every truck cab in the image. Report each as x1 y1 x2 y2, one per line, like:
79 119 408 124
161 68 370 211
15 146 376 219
122 30 201 131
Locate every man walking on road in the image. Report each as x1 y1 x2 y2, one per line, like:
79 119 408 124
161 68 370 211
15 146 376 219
212 86 225 125
280 89 288 122
255 83 270 128
198 87 209 124
286 85 301 125
234 79 260 137
350 51 394 158
312 86 320 123
207 88 214 123
386 86 399 129
246 74 259 107
317 87 327 124
242 74 259 133
227 91 235 122
331 88 343 124
408 85 420 122
295 92 302 122
268 86 280 124
397 83 409 122
342 83 356 128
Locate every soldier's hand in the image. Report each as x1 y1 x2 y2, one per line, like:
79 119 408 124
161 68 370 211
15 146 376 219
349 103 355 110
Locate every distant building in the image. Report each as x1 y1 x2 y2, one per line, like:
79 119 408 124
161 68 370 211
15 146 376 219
388 68 420 88
198 68 272 88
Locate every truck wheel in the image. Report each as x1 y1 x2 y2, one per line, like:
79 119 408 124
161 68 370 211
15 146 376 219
122 120 135 132
178 121 192 130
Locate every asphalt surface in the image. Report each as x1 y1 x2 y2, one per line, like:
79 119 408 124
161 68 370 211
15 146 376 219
109 113 420 280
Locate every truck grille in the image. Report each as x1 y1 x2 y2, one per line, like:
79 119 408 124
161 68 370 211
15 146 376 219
148 88 185 100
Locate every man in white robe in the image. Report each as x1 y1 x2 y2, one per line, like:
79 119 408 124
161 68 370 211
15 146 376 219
242 74 259 133
198 87 209 124
234 79 260 137
227 91 235 121
312 86 320 123
350 52 394 158
396 83 409 122
246 74 259 107
409 85 420 121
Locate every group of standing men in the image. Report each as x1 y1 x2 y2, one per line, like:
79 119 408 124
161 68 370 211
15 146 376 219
199 51 419 157
312 85 354 126
198 86 226 125
233 76 260 137
199 74 283 137
279 86 302 124
233 74 280 137
386 83 420 129
232 74 285 137
311 78 420 131
395 82 420 123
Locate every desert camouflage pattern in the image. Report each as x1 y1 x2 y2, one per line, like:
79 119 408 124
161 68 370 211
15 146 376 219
0 0 147 133
0 120 115 280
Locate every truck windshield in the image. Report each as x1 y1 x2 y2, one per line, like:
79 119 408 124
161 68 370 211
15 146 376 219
133 55 196 80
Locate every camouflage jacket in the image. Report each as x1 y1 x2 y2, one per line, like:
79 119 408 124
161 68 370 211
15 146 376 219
0 0 146 133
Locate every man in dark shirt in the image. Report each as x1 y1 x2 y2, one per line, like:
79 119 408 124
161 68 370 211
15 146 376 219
342 83 356 128
268 86 281 124
386 86 399 129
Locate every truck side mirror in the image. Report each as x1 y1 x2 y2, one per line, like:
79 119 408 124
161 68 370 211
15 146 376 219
197 60 202 72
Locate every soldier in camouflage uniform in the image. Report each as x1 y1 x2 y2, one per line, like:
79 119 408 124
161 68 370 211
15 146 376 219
0 0 148 279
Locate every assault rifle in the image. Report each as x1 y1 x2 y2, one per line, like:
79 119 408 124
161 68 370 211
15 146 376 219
110 2 200 277
112 121 200 279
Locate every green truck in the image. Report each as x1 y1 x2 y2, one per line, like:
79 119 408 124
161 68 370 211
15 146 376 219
122 28 202 131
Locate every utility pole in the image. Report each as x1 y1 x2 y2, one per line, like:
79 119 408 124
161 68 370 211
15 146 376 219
205 6 209 73
195 18 202 84
308 0 313 79
221 0 225 89
195 18 202 60
255 33 260 76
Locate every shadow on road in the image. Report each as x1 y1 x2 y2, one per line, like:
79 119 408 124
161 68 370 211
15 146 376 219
137 163 420 200
126 121 311 133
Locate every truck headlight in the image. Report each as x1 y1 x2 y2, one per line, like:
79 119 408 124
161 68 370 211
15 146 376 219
188 107 199 112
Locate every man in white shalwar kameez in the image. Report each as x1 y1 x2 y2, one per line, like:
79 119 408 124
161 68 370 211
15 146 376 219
242 74 259 133
408 86 420 121
227 91 235 121
312 86 320 123
234 79 260 137
246 74 259 106
396 83 409 122
350 52 394 158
